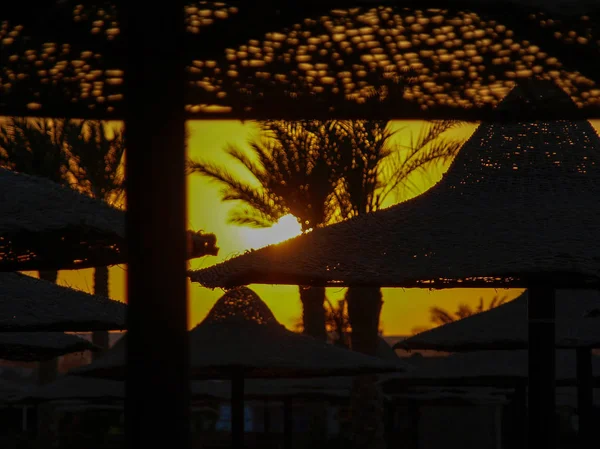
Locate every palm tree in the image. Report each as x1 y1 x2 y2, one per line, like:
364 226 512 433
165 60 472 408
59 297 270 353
332 120 465 356
67 121 126 355
328 120 464 449
187 120 347 340
0 117 73 283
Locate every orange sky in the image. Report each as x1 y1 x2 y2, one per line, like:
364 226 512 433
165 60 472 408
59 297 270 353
32 119 600 335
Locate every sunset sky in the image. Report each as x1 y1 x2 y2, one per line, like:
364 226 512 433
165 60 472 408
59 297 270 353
31 118 600 335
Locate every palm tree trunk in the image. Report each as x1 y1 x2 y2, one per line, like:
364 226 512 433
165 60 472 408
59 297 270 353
346 287 386 449
299 286 327 341
92 266 110 358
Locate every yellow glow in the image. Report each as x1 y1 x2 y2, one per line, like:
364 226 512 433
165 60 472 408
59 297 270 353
32 118 600 335
241 214 303 249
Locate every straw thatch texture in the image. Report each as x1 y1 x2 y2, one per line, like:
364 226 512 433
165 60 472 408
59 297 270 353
0 332 96 361
399 290 600 351
0 272 125 332
2 4 600 120
190 81 600 289
0 168 218 270
0 168 124 270
381 351 600 389
73 287 409 379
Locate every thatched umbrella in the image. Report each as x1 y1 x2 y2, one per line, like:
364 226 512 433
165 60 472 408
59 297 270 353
398 289 600 447
189 79 600 447
5 4 600 449
0 272 126 332
383 351 600 388
399 291 600 351
73 288 407 449
0 167 218 271
0 332 96 361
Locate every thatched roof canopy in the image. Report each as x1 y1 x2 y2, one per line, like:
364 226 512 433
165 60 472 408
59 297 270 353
0 168 218 271
0 272 126 332
399 290 600 351
190 81 600 289
2 2 600 120
73 287 408 379
380 351 600 389
0 332 96 361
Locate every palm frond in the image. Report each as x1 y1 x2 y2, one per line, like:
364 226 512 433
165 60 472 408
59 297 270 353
189 159 287 224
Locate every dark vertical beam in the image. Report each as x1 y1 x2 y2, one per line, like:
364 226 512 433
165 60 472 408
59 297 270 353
384 399 396 449
231 374 245 449
263 399 271 433
122 3 189 449
409 399 420 449
283 398 293 449
576 347 593 449
514 383 528 449
527 286 556 449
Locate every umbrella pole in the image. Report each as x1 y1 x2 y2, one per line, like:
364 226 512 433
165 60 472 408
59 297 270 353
527 285 556 449
576 347 593 449
409 399 420 449
231 374 245 449
123 3 189 449
263 399 271 433
283 398 293 449
513 383 527 449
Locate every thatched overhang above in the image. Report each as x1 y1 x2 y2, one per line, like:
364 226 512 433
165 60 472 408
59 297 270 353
189 81 600 290
0 169 218 271
2 1 600 120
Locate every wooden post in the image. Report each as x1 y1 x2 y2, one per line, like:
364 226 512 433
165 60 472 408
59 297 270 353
283 398 293 449
513 383 528 449
527 286 556 449
263 399 271 433
231 374 245 449
122 2 189 449
576 347 593 449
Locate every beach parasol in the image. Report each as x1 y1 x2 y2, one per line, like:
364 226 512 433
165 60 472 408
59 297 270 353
398 290 600 351
0 332 96 361
0 272 126 332
381 350 600 388
0 167 218 271
189 79 600 447
398 289 600 447
73 287 407 449
5 3 600 449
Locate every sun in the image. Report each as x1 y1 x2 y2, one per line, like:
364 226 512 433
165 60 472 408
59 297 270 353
241 214 303 249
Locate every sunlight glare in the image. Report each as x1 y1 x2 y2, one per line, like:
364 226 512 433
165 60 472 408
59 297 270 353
241 214 303 249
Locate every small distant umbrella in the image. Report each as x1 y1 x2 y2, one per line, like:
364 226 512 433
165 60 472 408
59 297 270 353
74 287 408 449
398 289 600 446
0 332 96 361
381 351 600 388
0 272 126 332
398 290 600 351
